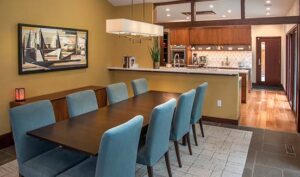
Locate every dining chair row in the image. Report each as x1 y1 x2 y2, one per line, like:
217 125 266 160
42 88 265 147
106 78 148 105
65 78 148 119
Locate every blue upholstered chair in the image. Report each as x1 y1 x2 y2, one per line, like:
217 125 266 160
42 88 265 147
9 100 87 177
106 82 129 105
66 90 99 118
56 115 144 177
191 82 208 146
131 78 149 96
170 89 196 167
137 99 176 177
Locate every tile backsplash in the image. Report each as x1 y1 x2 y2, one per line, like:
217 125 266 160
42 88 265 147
192 51 252 68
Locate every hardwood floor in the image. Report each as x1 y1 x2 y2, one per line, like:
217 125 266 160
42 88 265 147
240 89 297 133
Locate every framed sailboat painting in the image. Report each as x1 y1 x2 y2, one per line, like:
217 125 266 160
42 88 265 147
18 24 88 74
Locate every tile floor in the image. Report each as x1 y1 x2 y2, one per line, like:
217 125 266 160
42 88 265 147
1 122 300 177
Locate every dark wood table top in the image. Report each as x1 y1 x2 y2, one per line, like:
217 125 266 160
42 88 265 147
27 91 180 155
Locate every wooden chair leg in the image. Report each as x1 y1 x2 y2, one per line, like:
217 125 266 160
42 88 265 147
186 133 192 155
192 124 198 146
164 151 173 177
147 166 154 177
199 119 205 137
174 141 182 168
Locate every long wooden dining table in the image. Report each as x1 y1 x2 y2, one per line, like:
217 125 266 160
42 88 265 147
27 91 180 156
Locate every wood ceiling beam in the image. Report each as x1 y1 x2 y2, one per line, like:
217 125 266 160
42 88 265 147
241 0 245 19
157 16 300 28
153 0 215 7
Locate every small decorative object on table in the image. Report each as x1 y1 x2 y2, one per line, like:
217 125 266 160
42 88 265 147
149 37 160 69
15 88 26 102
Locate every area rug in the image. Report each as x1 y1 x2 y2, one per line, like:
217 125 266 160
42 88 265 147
0 125 252 177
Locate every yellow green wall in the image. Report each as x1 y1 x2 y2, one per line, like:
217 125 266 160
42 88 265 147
110 71 241 120
0 0 114 135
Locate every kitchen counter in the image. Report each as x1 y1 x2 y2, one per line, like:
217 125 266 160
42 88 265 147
108 66 242 123
107 66 249 76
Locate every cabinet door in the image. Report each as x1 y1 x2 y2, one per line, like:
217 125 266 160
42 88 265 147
190 28 205 45
169 28 190 45
232 26 251 45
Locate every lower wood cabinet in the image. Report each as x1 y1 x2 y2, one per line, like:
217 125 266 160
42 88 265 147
10 86 107 122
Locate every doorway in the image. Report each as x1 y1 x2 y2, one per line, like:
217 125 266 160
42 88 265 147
286 25 299 131
256 37 281 86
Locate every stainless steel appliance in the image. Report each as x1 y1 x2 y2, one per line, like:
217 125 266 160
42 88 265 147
170 46 186 67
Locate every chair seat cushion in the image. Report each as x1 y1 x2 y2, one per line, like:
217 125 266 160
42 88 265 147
57 157 97 177
21 147 87 177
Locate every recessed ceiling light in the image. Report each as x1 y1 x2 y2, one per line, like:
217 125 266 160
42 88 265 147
167 13 171 17
227 9 232 13
222 15 227 18
209 4 214 8
266 0 271 4
165 8 170 12
266 7 271 11
266 12 271 16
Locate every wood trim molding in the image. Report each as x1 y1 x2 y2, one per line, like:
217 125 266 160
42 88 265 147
157 16 300 28
202 116 239 125
0 132 14 150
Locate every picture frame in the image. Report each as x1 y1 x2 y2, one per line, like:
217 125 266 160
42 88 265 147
18 23 88 74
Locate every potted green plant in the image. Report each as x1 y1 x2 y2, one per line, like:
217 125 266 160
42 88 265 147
149 37 161 69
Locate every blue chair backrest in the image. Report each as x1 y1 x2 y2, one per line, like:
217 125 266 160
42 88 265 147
9 100 57 165
171 89 196 141
131 78 148 96
191 82 208 124
143 99 176 165
106 82 129 105
66 90 99 118
95 115 144 177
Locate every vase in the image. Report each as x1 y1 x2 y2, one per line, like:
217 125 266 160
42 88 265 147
153 62 160 69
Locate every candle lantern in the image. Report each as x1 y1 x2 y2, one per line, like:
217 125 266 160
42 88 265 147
15 88 26 102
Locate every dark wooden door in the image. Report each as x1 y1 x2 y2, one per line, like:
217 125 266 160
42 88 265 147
256 37 281 86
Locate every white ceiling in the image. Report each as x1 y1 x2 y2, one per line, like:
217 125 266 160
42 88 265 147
108 0 297 22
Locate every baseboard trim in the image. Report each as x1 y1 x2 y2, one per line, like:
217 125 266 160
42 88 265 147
203 116 239 125
0 132 14 149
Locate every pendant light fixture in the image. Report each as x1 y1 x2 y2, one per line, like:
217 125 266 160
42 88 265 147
106 0 164 38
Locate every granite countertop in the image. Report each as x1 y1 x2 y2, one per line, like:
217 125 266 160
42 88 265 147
108 66 249 76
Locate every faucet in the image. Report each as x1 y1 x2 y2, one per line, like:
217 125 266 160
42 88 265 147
224 57 230 66
173 53 180 68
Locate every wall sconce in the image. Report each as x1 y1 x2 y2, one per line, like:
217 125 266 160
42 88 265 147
15 88 25 102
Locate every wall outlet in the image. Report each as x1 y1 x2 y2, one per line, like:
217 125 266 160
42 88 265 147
217 100 222 107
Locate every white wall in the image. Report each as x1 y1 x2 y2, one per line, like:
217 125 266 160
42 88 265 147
251 25 286 89
285 0 299 33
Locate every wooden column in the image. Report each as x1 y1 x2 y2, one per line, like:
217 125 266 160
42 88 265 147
191 0 196 22
241 0 245 19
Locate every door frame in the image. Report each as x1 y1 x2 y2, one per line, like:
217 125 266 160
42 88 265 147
256 37 282 86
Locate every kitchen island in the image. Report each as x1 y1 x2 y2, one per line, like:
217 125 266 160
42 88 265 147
108 66 249 124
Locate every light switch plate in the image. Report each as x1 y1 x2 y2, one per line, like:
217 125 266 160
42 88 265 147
217 100 222 107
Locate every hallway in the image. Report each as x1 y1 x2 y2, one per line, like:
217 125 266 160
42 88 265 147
240 89 297 133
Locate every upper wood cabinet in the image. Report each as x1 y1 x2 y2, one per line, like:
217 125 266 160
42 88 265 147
169 28 190 45
189 26 252 45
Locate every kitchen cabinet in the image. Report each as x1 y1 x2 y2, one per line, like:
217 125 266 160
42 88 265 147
189 26 251 45
169 28 190 45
